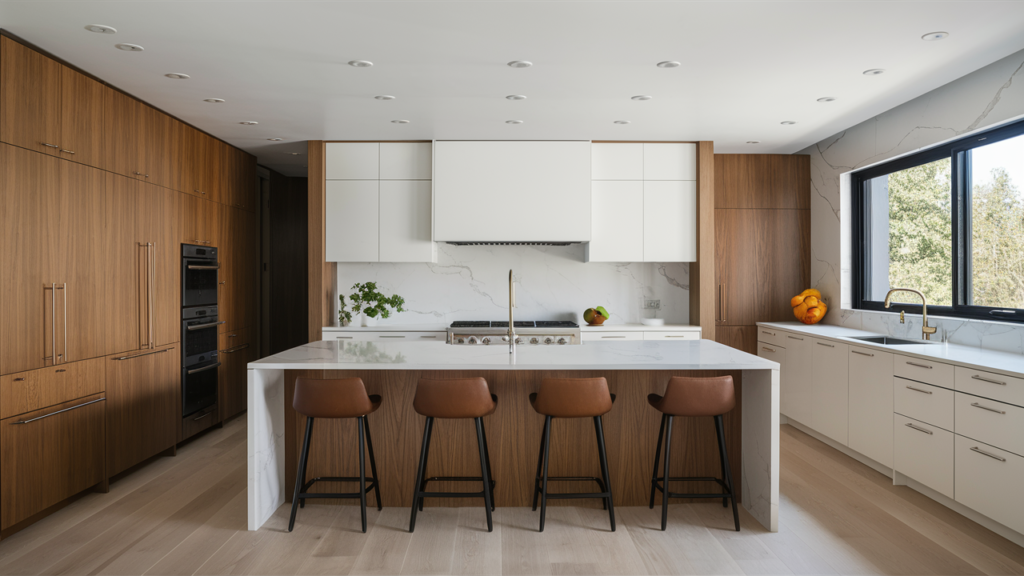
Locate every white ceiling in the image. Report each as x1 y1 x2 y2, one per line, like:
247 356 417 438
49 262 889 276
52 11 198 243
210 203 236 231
3 1 1024 177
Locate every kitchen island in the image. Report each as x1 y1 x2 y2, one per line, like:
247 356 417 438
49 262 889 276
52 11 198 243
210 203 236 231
248 339 780 531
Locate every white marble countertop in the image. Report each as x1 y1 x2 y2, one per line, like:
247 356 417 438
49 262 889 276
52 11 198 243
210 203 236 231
758 321 1024 378
580 323 701 332
322 324 447 332
249 339 777 371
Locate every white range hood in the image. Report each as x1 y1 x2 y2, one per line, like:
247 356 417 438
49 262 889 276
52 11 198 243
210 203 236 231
433 141 592 244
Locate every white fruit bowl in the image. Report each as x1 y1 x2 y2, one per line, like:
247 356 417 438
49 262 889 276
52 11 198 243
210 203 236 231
641 318 665 326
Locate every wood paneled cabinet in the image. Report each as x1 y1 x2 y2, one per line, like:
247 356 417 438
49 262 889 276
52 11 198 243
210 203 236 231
219 328 252 420
1 36 63 156
105 345 179 477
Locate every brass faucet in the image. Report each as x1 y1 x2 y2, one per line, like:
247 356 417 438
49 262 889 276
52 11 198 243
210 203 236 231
508 269 516 354
884 288 938 341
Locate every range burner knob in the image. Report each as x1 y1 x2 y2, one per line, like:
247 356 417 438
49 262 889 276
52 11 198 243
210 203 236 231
501 335 510 342
481 337 491 345
530 337 539 344
467 336 479 345
557 337 567 345
543 336 554 345
456 337 466 344
515 336 524 344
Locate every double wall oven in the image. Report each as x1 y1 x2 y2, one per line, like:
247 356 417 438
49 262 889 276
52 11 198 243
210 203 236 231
181 245 222 420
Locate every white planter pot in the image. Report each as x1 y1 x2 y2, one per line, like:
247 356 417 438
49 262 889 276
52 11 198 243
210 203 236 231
363 314 377 327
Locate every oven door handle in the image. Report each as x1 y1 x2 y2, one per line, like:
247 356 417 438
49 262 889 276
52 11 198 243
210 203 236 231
186 321 226 331
186 362 221 375
187 264 221 270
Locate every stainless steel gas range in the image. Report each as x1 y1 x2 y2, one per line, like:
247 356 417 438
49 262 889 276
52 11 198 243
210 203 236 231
447 321 581 346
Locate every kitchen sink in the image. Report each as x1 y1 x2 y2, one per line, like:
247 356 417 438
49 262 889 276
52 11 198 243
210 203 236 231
848 336 937 346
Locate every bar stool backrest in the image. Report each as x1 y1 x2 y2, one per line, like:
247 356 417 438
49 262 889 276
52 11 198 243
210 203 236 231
534 377 612 417
293 377 373 418
662 375 735 417
414 377 495 418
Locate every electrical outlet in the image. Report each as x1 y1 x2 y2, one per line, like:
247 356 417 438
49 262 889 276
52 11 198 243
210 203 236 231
643 299 661 310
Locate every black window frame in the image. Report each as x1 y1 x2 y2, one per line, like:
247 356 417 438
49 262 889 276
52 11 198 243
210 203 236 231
852 118 1024 324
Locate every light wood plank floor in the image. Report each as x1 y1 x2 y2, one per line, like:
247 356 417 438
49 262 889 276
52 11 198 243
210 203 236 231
0 415 1022 575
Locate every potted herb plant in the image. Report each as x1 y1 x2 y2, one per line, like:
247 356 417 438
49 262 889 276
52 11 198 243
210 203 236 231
339 282 406 327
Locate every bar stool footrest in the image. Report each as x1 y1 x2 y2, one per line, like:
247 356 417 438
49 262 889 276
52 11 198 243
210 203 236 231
652 476 733 499
300 476 378 498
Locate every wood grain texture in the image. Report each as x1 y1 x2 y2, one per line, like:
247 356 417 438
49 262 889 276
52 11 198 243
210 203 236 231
0 358 105 419
0 36 62 156
137 181 181 348
714 155 810 210
99 87 136 178
692 141 716 340
714 326 757 356
308 141 334 342
219 327 251 420
715 209 759 326
58 66 105 168
282 369 743 509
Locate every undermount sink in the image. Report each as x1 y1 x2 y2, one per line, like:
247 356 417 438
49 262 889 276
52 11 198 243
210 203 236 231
849 336 937 346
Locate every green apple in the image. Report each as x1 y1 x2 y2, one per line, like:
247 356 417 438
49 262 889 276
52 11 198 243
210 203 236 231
595 306 609 318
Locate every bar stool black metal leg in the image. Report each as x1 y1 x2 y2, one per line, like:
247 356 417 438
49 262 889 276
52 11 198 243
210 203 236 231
594 416 615 532
714 415 728 508
475 417 494 532
358 416 368 533
480 418 496 512
715 415 740 531
418 416 434 512
591 417 607 511
363 415 382 511
661 415 674 531
532 419 548 511
409 417 432 533
539 416 552 532
289 416 314 532
649 413 666 509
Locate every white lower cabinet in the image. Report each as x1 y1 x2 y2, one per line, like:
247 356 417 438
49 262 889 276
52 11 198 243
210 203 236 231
955 434 1024 534
894 413 954 499
642 331 700 341
323 330 446 342
810 338 849 446
781 333 813 425
894 377 954 431
954 393 1024 457
848 347 894 468
581 332 644 342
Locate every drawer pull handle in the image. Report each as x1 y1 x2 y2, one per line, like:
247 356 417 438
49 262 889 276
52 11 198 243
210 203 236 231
192 411 212 422
14 377 25 382
12 398 105 425
904 423 933 435
602 336 626 339
335 336 354 339
379 335 405 339
787 335 804 341
55 369 66 373
761 330 775 336
906 385 933 395
665 335 691 338
41 142 60 148
186 321 226 331
761 346 776 353
187 264 220 271
971 402 1006 415
186 363 221 375
970 446 1006 462
115 347 174 361
852 350 874 357
221 344 250 354
906 362 933 369
971 375 1007 386
60 149 75 155
419 335 437 339
816 342 835 348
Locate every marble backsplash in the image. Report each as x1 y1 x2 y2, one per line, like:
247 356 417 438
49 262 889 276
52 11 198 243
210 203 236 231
330 243 690 327
799 47 1024 356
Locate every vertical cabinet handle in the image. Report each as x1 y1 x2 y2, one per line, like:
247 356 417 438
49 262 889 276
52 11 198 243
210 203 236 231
49 282 56 364
62 283 67 362
718 284 725 323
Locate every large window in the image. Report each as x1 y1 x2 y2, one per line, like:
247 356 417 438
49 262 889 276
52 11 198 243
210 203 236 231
853 119 1024 322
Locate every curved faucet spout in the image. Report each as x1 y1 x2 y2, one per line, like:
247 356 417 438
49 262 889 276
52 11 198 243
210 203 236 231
883 288 938 341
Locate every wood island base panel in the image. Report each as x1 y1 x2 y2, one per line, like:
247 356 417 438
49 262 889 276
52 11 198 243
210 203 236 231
247 339 781 532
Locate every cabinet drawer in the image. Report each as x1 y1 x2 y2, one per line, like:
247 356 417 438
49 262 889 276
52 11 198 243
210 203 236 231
323 331 446 342
894 355 954 389
894 414 954 499
182 403 219 439
581 332 644 342
643 331 699 341
955 366 1024 408
1 393 106 530
756 327 788 348
895 377 954 431
955 435 1024 535
955 393 1024 457
0 358 105 419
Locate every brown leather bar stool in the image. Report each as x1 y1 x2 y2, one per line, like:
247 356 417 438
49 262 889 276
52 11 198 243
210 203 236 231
409 378 497 533
289 377 382 533
530 377 616 532
648 375 739 531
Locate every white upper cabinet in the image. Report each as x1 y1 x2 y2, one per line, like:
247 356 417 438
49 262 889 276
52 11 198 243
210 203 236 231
325 180 379 262
643 143 697 180
380 143 432 180
586 181 643 262
642 181 696 262
379 180 435 262
591 143 643 180
433 141 591 243
326 143 379 180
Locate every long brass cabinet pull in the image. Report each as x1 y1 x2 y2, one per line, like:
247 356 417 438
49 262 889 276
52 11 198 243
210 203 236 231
62 283 67 362
906 385 932 395
718 284 725 323
906 361 932 369
905 423 933 435
49 282 56 364
115 347 173 361
12 398 105 425
852 350 874 357
970 446 1006 462
971 374 1007 386
971 402 1006 415
186 363 221 375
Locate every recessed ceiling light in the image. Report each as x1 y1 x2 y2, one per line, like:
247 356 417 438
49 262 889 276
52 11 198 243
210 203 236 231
506 95 527 101
239 121 258 126
747 141 760 144
614 120 631 125
165 73 190 80
507 60 533 68
85 24 116 34
115 43 144 52
348 60 373 67
817 97 836 102
267 138 283 141
374 95 396 100
391 119 410 124
656 61 680 68
921 31 949 41
506 120 524 124
780 121 797 125
203 98 225 103
631 95 653 101
863 68 885 76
